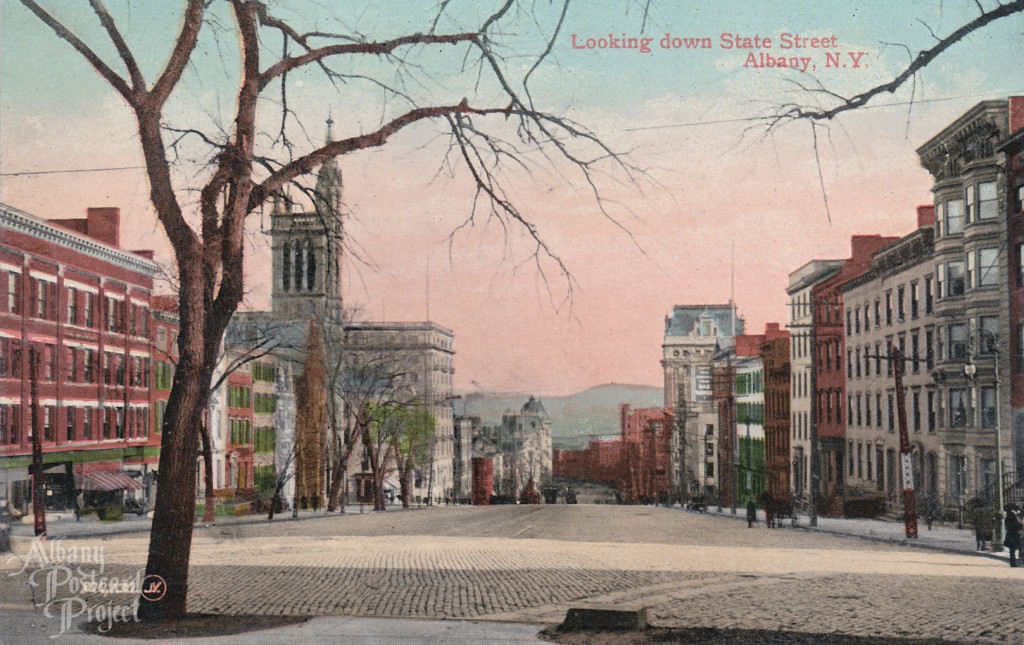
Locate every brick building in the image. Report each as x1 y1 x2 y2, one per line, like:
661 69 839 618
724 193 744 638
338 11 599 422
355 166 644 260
761 326 792 508
618 404 674 503
811 235 898 515
0 204 159 514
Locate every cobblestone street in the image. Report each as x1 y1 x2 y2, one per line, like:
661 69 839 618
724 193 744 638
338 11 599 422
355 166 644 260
4 505 1023 642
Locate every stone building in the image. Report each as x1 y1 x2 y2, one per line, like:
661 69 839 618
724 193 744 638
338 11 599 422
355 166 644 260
917 99 1017 507
344 322 455 503
840 208 941 508
786 260 844 502
662 304 743 501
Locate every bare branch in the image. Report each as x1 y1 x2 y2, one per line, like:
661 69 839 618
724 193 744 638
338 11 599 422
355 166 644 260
765 0 1024 124
87 0 146 92
17 0 134 102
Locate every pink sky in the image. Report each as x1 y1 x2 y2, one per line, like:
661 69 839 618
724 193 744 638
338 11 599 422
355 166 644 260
2 2 1021 395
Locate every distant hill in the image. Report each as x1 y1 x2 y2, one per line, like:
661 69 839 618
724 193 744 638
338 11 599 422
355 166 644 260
455 383 664 450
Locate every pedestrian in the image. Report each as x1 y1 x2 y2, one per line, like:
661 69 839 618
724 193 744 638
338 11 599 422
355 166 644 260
1004 505 1022 567
926 496 939 531
746 499 757 528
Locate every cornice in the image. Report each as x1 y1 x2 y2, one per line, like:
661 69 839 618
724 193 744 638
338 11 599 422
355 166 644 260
0 203 157 277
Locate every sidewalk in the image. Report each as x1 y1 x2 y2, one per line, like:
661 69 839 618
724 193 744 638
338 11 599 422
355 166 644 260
6 505 386 540
699 504 1011 562
0 611 549 644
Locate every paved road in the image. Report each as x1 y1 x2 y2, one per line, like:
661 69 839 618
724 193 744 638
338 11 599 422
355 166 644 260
2 505 1021 643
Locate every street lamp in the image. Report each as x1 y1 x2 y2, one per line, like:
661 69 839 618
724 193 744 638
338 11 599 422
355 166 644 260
965 329 1004 552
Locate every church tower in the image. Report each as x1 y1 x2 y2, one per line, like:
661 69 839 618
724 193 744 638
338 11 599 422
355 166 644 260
270 119 344 320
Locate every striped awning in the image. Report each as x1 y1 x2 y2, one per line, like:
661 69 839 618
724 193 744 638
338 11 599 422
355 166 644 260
77 472 144 492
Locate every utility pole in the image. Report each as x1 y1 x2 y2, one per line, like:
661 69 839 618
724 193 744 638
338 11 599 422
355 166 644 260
892 345 918 539
807 300 819 527
29 346 46 538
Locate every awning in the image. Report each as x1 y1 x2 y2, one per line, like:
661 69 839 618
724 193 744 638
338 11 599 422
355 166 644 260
77 472 144 492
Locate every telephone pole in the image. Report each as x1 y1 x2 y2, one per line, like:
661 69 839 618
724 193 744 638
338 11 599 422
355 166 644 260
892 345 918 539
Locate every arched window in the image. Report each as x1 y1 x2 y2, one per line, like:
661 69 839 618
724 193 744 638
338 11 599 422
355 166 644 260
293 242 303 292
306 243 317 291
282 242 291 291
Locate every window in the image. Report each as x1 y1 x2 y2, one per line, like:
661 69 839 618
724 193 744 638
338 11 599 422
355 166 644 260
43 344 55 381
155 362 172 390
886 338 893 376
865 394 872 427
897 286 905 321
947 262 965 296
924 276 933 313
863 345 871 377
911 332 920 374
927 390 936 433
944 199 965 234
949 388 968 427
874 300 880 328
6 272 19 314
888 393 895 432
66 287 77 325
966 251 975 288
876 393 883 428
936 264 944 300
84 292 94 328
875 342 881 375
106 297 121 333
153 401 165 434
66 407 76 441
83 408 92 439
43 406 53 441
978 181 997 220
854 307 860 334
912 392 921 432
83 350 95 383
910 282 919 319
977 248 998 287
854 349 860 378
948 323 967 360
34 279 54 319
282 242 291 292
856 394 862 426
885 292 892 325
846 309 852 336
981 387 996 428
847 350 853 378
926 329 935 369
979 316 998 356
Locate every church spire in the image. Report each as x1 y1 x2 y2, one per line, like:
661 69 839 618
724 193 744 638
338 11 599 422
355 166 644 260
314 115 342 218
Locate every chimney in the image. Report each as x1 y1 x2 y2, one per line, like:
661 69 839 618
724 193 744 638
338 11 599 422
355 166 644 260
916 204 937 229
86 207 120 248
1010 96 1024 135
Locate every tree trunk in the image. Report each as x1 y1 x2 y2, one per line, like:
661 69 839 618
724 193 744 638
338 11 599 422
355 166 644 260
400 467 411 509
199 423 216 524
138 237 225 621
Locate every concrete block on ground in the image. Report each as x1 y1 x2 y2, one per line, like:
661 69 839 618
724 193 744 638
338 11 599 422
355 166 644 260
559 604 649 632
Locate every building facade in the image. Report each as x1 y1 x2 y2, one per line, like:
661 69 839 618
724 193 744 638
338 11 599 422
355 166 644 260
0 204 159 514
841 210 940 509
662 304 743 500
918 99 1017 508
344 322 455 503
786 260 844 502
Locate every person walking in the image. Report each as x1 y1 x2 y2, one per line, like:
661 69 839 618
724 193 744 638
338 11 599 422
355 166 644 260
1004 505 1022 567
746 499 757 528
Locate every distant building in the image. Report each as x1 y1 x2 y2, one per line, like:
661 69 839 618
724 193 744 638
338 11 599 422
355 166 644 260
344 322 455 503
618 404 674 503
786 260 843 501
662 304 743 500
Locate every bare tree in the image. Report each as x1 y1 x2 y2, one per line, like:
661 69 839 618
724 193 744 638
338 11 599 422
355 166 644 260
19 1 640 619
754 0 1024 218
